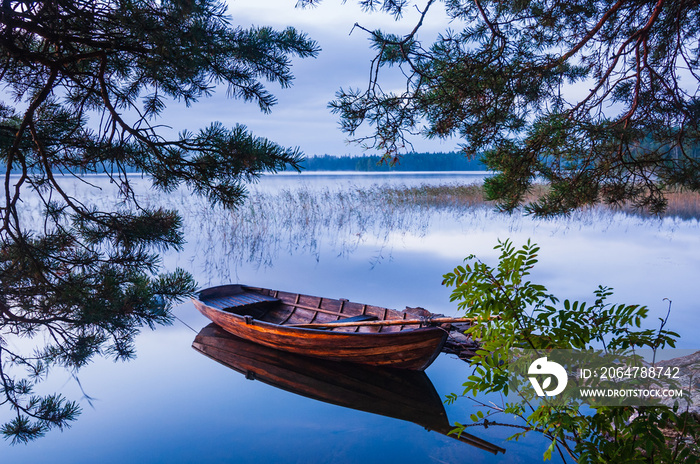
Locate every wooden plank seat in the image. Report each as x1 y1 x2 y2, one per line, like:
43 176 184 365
202 292 279 313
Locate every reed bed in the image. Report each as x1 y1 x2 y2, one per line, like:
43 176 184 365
15 176 699 284
385 183 700 220
630 189 700 220
187 184 456 277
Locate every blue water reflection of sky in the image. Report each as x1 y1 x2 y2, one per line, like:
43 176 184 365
8 172 699 462
6 324 564 463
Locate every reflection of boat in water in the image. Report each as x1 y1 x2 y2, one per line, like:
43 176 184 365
192 323 506 455
191 285 458 370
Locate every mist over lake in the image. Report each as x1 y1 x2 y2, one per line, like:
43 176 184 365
7 172 699 463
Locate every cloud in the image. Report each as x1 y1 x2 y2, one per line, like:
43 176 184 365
158 0 458 156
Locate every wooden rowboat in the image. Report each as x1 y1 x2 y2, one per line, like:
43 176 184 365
192 284 459 370
192 323 506 454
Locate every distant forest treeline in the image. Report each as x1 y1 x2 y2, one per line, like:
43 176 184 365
1 152 485 174
295 152 487 171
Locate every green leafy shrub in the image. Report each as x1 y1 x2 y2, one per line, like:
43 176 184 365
442 240 699 463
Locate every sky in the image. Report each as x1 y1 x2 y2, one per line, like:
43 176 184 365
169 0 461 157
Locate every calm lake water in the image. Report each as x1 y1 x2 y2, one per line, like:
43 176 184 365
6 172 700 463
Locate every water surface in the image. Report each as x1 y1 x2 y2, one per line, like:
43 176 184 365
6 172 699 463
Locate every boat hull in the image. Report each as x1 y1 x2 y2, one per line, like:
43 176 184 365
192 285 448 371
